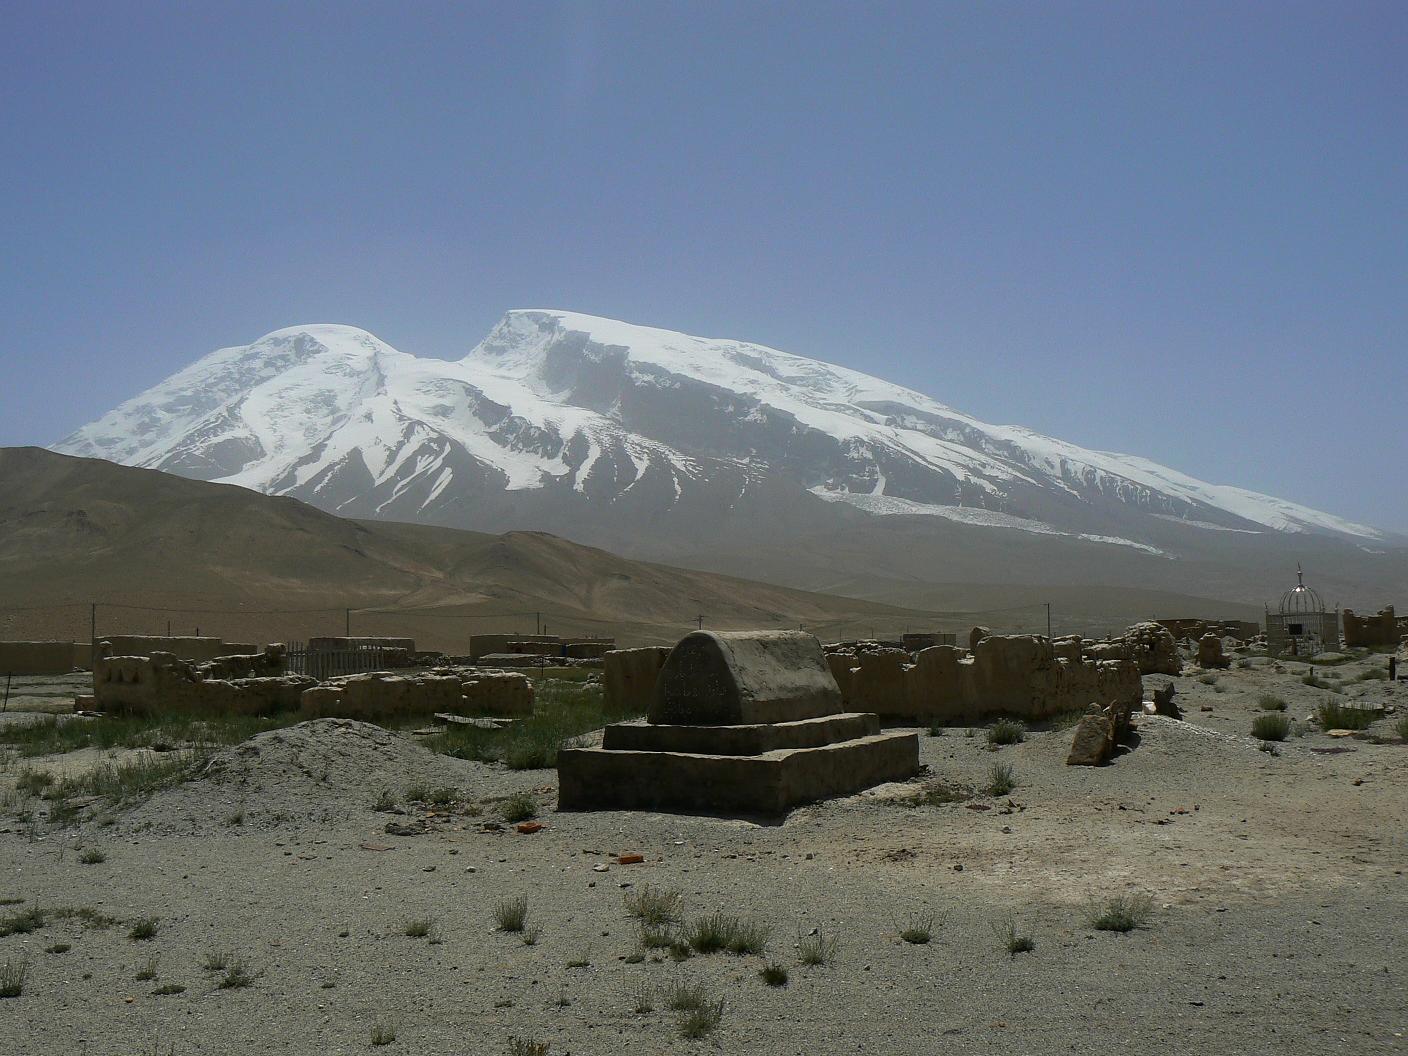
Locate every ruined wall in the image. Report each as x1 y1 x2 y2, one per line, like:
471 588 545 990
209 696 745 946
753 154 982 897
308 636 416 652
461 671 535 716
468 634 561 661
1157 619 1260 643
301 672 464 720
0 641 76 675
100 635 228 664
94 650 314 716
1342 607 1402 649
603 647 669 714
858 635 1140 722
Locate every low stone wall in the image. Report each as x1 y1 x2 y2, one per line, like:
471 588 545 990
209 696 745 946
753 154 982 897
0 640 76 675
468 634 561 661
302 672 464 721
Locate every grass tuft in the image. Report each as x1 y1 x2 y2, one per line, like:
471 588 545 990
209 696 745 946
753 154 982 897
759 962 788 986
218 957 256 989
370 1024 396 1047
1089 894 1154 933
0 907 45 937
0 960 26 998
1316 700 1376 731
678 997 725 1040
1257 694 1288 712
663 979 708 1011
985 762 1016 797
508 1039 549 1056
798 928 839 965
1251 714 1291 741
77 848 106 865
898 911 939 945
986 719 1025 747
135 955 159 981
629 982 654 1014
996 915 1035 956
499 792 538 824
128 917 159 941
494 895 529 933
624 885 682 927
401 916 436 939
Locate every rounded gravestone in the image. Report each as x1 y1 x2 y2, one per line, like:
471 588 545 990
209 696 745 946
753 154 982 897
649 630 842 726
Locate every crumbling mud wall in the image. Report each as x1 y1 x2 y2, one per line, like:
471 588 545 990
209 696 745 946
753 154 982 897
833 634 1141 722
100 636 230 664
95 648 313 716
1342 607 1404 649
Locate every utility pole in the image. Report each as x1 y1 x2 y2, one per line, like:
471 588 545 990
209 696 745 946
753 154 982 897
345 608 351 637
89 603 96 667
696 614 704 630
1046 602 1051 639
536 612 541 636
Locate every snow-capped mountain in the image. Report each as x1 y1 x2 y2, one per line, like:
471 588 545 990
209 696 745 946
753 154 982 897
54 310 1382 553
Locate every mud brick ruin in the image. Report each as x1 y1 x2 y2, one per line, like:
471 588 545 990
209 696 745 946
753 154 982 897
558 630 920 814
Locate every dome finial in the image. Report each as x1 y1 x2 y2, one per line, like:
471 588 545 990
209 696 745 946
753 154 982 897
1297 562 1304 587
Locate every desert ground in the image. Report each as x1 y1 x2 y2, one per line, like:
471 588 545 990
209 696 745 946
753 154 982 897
1 650 1405 1055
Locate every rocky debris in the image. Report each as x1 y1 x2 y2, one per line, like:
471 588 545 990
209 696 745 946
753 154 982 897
1066 700 1136 766
1197 634 1229 669
1151 682 1182 719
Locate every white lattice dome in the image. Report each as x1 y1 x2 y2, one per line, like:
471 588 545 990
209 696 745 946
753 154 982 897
1279 567 1325 614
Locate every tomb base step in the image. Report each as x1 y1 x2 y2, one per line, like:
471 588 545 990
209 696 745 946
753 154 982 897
557 731 919 815
601 712 878 755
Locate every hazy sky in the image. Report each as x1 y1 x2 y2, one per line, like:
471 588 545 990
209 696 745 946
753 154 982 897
3 2 1405 530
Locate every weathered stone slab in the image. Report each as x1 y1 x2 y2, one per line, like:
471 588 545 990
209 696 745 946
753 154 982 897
649 630 841 726
557 730 919 814
602 712 878 755
604 646 669 713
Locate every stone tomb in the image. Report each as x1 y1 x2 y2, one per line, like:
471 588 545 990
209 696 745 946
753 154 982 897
557 630 918 814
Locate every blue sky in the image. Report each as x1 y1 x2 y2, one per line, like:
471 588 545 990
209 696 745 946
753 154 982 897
2 2 1405 530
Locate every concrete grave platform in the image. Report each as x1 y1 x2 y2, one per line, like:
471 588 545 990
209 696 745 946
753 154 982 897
602 712 879 755
557 730 919 815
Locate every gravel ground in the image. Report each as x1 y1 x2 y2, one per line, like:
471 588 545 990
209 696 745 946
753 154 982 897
1 654 1405 1055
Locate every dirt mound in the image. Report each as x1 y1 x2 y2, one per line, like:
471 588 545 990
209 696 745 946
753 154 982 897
117 719 499 835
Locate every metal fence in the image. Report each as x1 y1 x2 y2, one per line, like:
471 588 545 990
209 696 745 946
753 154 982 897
286 643 389 680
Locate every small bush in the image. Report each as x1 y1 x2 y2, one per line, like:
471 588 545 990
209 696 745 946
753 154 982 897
494 895 529 933
986 719 1025 746
135 955 159 981
985 762 1016 797
45 943 70 954
373 790 397 812
508 1039 550 1056
401 916 435 939
427 787 458 807
128 917 159 941
78 848 106 865
926 722 945 737
370 1024 396 1047
499 793 538 824
629 982 654 1014
798 928 838 965
639 922 674 950
1257 694 1288 712
1251 714 1291 742
521 925 541 946
1356 668 1389 682
624 885 682 927
678 998 725 1040
201 950 230 972
899 912 935 945
1089 894 1154 933
0 960 26 999
14 770 54 796
759 962 788 987
663 979 708 1011
1316 701 1375 731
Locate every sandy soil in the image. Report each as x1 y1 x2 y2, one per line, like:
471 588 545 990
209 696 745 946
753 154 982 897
1 653 1405 1055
